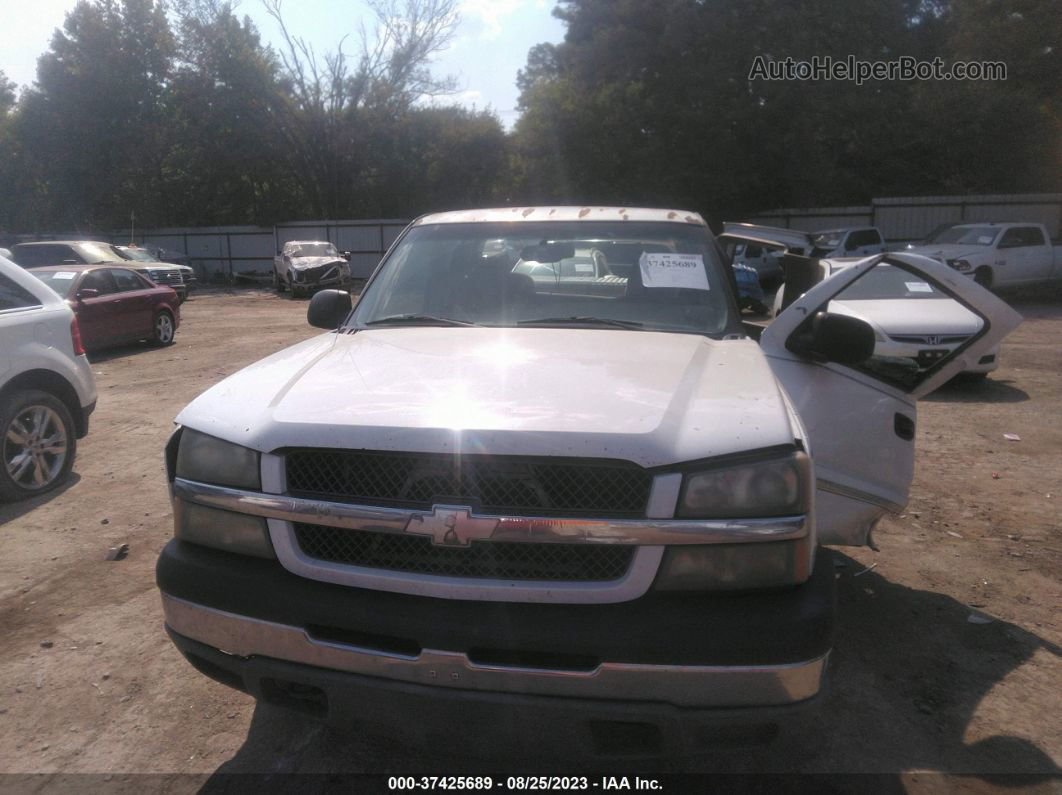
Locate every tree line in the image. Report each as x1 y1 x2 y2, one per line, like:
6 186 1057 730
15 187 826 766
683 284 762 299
0 0 1058 236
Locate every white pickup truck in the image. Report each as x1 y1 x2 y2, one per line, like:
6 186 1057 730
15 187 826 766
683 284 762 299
905 222 1062 289
156 207 1019 757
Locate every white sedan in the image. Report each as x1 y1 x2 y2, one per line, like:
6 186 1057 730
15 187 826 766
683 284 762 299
779 257 1002 378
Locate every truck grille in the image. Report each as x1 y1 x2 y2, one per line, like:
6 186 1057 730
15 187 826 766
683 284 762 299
293 522 635 581
888 333 971 345
294 263 340 283
146 269 184 287
285 450 652 517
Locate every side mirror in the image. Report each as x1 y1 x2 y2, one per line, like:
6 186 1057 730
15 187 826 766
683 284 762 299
341 251 352 261
77 288 100 301
307 289 352 329
789 311 875 366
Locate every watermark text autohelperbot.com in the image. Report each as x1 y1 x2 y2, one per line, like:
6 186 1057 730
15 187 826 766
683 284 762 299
749 55 1007 85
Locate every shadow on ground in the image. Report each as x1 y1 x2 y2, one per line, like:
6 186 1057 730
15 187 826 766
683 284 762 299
200 553 1059 786
926 377 1029 404
0 472 81 525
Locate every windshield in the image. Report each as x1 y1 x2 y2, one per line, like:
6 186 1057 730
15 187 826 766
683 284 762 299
114 246 156 262
811 232 844 249
351 221 737 335
77 242 124 264
29 269 80 298
833 263 946 300
289 242 338 258
926 226 999 246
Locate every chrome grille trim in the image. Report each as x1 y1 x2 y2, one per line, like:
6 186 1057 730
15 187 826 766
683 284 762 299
173 478 808 546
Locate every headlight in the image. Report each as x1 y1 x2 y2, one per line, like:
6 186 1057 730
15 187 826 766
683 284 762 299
654 540 805 591
947 259 971 272
175 428 260 489
675 451 809 519
174 500 275 559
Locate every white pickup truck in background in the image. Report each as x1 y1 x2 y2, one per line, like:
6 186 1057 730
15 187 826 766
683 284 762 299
905 222 1062 289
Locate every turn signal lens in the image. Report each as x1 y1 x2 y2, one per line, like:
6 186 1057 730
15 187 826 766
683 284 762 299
70 316 86 356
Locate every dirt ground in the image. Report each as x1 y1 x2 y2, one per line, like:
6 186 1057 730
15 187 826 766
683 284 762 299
0 285 1059 789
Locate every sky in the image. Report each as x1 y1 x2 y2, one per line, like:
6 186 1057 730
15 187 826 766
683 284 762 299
0 0 566 127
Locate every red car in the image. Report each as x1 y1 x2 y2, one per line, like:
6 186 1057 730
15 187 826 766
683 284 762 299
28 265 180 351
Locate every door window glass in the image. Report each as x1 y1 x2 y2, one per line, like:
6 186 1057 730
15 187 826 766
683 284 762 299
81 269 119 295
111 268 145 292
0 273 42 311
799 261 985 391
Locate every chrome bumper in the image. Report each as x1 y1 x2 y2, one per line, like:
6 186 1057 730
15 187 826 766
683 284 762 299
162 594 828 708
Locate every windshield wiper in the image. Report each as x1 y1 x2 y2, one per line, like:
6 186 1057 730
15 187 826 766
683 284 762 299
364 314 478 327
517 316 643 329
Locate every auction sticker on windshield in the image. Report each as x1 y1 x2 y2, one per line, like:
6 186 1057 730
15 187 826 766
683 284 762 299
639 252 710 290
905 281 933 292
53 271 77 280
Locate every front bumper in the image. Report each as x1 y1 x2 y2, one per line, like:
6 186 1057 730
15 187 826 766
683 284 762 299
157 540 835 744
291 264 350 288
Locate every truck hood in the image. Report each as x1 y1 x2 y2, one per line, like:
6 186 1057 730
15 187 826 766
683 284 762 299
290 256 344 270
905 244 986 261
176 328 796 468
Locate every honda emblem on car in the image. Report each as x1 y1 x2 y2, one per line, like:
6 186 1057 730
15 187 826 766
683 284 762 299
406 506 498 546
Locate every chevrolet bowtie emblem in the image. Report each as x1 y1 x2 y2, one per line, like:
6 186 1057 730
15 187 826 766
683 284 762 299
407 506 498 546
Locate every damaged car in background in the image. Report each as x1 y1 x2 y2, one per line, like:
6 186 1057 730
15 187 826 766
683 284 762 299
273 240 352 298
157 207 1020 758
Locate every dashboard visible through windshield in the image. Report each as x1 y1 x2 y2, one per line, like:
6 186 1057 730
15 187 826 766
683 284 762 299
351 221 738 336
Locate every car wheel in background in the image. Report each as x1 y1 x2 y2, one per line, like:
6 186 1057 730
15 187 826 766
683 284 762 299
153 310 176 346
274 269 285 293
0 390 77 502
974 267 993 289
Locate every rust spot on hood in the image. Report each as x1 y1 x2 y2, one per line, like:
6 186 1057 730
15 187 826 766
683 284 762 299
686 215 700 224
578 208 591 218
521 208 535 217
667 211 677 219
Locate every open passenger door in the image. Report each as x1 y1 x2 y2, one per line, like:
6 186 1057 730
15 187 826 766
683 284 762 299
760 253 1022 545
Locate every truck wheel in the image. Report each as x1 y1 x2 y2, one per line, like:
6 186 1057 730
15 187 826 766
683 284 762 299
974 267 993 289
152 310 176 346
0 390 77 502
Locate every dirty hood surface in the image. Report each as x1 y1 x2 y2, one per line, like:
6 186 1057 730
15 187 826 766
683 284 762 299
906 244 989 261
177 327 796 468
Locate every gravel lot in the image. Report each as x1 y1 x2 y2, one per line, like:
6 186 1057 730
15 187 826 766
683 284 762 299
0 286 1059 786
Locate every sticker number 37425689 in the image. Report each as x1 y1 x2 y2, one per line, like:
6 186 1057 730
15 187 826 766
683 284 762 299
638 252 710 291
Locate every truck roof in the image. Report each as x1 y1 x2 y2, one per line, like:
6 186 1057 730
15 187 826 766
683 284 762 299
414 207 707 226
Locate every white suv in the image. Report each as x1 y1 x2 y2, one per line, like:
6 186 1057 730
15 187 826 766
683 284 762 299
0 253 97 501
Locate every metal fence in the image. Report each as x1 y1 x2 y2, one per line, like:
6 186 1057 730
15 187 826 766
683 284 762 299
11 219 410 282
743 193 1062 242
140 219 409 282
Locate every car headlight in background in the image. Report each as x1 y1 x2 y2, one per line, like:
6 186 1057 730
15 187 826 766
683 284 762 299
175 428 260 489
947 259 972 272
675 451 809 519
